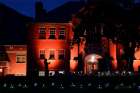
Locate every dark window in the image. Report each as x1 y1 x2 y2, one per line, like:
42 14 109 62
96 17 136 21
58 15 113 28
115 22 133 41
0 53 7 61
58 50 64 60
49 50 55 60
59 28 65 39
73 57 78 60
40 50 45 59
49 28 56 39
39 28 46 39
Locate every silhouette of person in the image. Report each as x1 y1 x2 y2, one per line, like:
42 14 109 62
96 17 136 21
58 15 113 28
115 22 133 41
44 59 49 77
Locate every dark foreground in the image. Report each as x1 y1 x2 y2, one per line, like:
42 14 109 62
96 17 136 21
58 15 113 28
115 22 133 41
0 72 140 93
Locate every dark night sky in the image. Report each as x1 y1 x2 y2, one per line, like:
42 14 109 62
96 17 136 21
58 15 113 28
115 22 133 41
0 0 73 17
0 0 139 17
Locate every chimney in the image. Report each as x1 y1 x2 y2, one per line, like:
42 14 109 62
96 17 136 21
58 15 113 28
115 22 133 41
35 1 47 22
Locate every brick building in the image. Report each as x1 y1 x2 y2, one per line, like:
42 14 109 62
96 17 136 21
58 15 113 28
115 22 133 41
28 1 140 76
28 1 86 76
29 23 74 74
0 45 27 76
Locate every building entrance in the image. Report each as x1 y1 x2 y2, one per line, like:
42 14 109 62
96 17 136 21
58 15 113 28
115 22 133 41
84 54 102 74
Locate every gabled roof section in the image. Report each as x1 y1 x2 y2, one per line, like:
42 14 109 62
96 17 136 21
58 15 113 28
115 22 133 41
0 3 33 45
46 1 85 23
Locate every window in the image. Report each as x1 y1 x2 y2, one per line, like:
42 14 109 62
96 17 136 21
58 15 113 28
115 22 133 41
0 53 7 61
39 71 45 77
73 57 78 60
49 50 55 60
16 55 26 63
49 28 56 39
40 50 45 59
59 28 65 39
58 50 64 60
39 27 46 39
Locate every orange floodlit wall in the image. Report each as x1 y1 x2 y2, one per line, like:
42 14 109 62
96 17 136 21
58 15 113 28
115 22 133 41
70 37 86 73
29 22 139 73
0 45 27 76
70 44 78 72
109 39 117 70
30 23 74 71
32 39 66 71
133 60 140 71
133 47 140 71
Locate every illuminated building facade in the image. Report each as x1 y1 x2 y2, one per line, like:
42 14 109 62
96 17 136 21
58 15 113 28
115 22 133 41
72 0 140 74
0 45 27 76
0 1 140 77
29 23 76 74
28 1 140 76
133 43 140 72
27 1 86 76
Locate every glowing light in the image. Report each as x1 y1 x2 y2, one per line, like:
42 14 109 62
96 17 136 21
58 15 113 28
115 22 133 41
91 56 96 62
49 71 55 76
0 69 2 72
85 54 102 64
59 71 64 74
84 54 102 74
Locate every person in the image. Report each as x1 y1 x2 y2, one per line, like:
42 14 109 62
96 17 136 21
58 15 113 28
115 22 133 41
44 59 49 77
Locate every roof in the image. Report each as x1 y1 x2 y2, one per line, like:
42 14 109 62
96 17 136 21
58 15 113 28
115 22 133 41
0 3 33 45
46 1 85 22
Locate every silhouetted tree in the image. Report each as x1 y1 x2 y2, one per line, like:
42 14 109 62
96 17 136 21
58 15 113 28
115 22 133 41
74 0 138 72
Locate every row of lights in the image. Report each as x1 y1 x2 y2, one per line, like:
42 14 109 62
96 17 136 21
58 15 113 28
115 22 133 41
66 71 134 77
0 82 138 89
96 71 134 77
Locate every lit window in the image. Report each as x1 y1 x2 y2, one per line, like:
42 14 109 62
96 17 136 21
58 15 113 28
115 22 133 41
49 28 56 39
40 50 45 59
58 50 64 60
39 71 45 77
16 55 26 63
49 50 55 60
59 28 65 39
39 27 46 39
